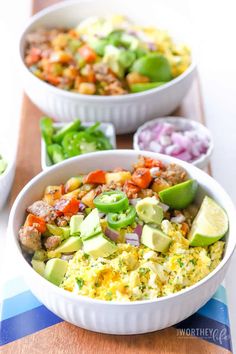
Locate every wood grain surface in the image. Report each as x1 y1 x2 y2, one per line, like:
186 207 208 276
5 1 227 353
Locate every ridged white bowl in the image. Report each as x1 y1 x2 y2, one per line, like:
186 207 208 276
133 117 214 169
9 150 236 334
0 141 16 210
19 0 196 134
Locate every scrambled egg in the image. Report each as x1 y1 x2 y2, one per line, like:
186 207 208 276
61 221 224 301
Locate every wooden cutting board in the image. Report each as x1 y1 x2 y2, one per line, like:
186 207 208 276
5 1 229 353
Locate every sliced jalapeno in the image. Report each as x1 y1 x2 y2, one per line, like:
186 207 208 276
40 117 54 145
94 191 129 213
107 206 136 230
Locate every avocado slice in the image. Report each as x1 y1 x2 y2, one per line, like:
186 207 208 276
44 258 68 286
141 224 171 253
136 197 164 224
70 214 84 235
55 237 82 253
46 224 70 240
79 208 102 239
31 259 45 276
83 233 117 258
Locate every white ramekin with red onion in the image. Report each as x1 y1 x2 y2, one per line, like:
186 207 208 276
133 117 213 169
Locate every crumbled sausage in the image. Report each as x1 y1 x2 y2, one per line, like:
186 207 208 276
44 236 61 250
56 215 71 227
19 226 41 253
27 201 57 222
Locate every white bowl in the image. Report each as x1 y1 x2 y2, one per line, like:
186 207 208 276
133 117 214 169
8 150 236 334
41 121 116 170
0 141 16 210
19 0 197 134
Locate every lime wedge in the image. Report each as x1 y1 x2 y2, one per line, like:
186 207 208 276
159 179 198 209
188 196 228 246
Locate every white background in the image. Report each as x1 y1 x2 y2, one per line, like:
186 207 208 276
0 0 235 350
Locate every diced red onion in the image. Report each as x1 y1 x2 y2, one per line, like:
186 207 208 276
61 254 74 261
134 224 143 237
79 203 86 212
150 167 160 177
129 198 142 206
148 141 163 153
159 202 169 212
159 135 172 146
105 227 119 241
126 239 140 246
165 144 183 156
171 214 186 223
125 233 140 246
137 121 210 164
173 151 192 162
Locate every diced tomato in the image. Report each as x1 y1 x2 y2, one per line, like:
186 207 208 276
132 168 152 189
54 198 80 215
123 180 141 195
78 45 97 63
83 170 106 184
45 74 61 85
143 157 163 169
24 214 46 233
25 47 41 66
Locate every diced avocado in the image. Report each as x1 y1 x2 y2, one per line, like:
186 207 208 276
70 215 84 235
33 250 47 261
46 224 70 240
83 233 117 258
44 258 68 286
31 259 46 276
103 45 125 78
141 224 171 253
136 197 164 225
79 208 102 239
55 237 82 253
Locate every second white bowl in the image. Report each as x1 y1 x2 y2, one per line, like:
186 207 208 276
19 0 196 134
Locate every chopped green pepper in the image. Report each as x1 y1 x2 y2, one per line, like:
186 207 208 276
107 206 136 230
94 191 129 213
47 144 65 164
40 117 54 145
53 119 81 143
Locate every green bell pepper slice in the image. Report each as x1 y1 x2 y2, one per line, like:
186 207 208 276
94 191 129 213
107 206 136 230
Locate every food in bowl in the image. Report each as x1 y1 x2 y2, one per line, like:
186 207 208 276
24 15 191 96
40 117 113 165
0 154 7 175
135 118 211 164
18 155 228 301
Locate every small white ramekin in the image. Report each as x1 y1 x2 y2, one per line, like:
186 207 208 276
18 0 196 134
133 117 213 169
8 150 236 334
41 121 116 170
0 141 16 210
